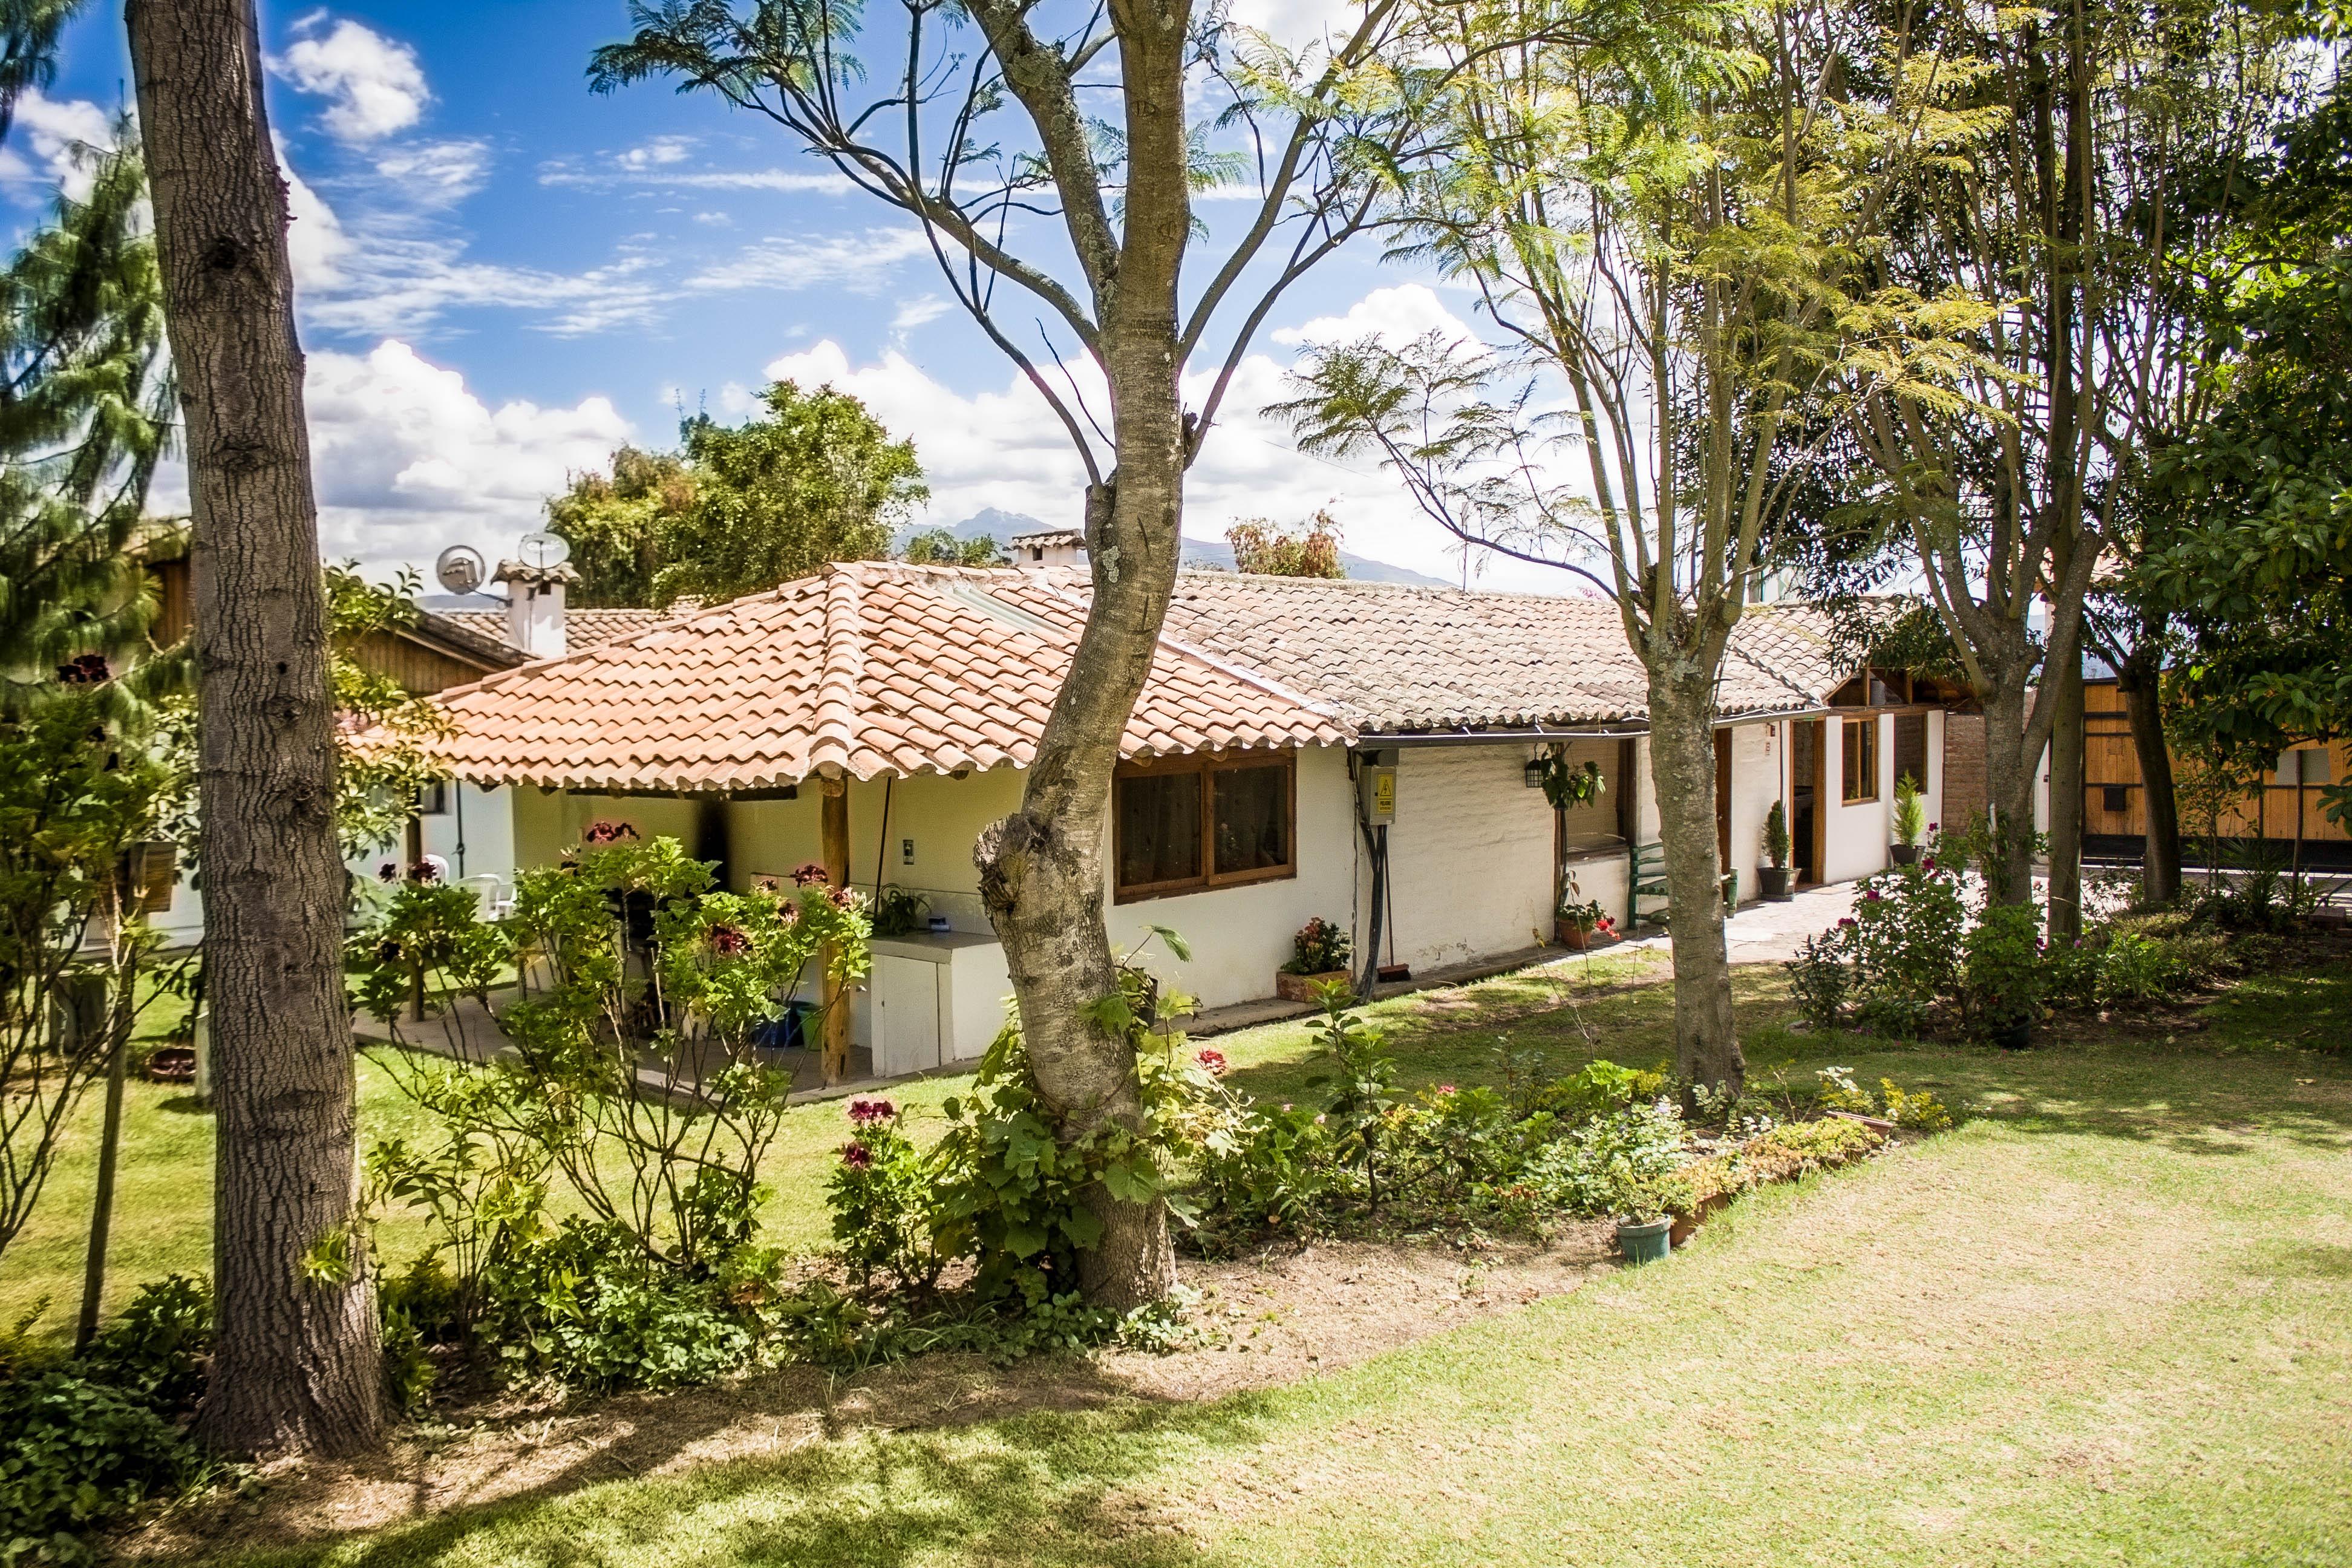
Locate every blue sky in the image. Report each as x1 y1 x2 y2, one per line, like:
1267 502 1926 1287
6 2 1560 589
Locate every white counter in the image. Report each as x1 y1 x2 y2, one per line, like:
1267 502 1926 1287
867 930 1011 1077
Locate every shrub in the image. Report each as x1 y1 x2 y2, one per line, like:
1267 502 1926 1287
0 1369 205 1564
0 1277 217 1566
1964 903 2045 1039
1520 1097 1688 1215
830 1099 961 1295
1786 932 1851 1030
1282 916 1351 976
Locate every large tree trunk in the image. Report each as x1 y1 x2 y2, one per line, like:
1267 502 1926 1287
2117 652 2181 906
2046 653 2085 941
972 2 1192 1312
1979 676 2039 906
128 0 383 1457
1645 671 1744 1096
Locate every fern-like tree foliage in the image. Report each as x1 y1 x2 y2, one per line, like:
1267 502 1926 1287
0 130 176 706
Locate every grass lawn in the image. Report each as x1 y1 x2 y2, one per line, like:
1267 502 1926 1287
11 947 2352 1567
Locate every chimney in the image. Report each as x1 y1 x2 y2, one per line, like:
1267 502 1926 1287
1007 527 1086 569
493 558 578 659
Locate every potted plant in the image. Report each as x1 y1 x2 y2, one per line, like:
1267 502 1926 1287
1612 1170 1685 1265
1889 773 1926 865
1534 748 1607 811
1555 897 1618 950
1276 916 1353 1002
1759 800 1794 900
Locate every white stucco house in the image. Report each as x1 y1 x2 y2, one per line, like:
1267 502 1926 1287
384 560 1959 1077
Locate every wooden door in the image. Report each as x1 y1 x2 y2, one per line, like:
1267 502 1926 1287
1715 729 1733 872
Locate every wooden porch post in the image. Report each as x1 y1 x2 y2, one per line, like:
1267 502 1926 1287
820 777 851 1085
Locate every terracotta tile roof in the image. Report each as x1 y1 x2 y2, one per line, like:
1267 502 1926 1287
1138 572 1844 733
406 562 1347 791
442 606 676 653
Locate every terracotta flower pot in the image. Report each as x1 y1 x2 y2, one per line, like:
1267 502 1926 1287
1275 969 1350 1003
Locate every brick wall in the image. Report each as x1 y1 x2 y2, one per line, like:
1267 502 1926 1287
1942 713 1988 823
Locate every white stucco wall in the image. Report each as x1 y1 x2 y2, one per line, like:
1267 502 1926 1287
1376 744 1561 975
1821 712 1896 885
414 781 517 893
1109 743 1357 1009
1723 720 1778 904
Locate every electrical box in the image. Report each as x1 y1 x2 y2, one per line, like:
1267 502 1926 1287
1359 763 1397 825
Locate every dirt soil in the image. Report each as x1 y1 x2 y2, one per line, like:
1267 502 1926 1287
131 1225 1620 1560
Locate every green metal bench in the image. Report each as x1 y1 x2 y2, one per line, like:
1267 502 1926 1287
1628 842 1738 932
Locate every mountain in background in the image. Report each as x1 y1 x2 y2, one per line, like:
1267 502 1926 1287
901 509 1448 587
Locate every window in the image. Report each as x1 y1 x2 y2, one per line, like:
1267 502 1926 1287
1840 717 1879 803
2103 785 2131 814
414 780 449 816
1114 750 1296 901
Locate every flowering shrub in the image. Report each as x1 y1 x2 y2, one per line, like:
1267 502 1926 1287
1282 916 1353 975
830 1100 959 1295
347 835 871 1394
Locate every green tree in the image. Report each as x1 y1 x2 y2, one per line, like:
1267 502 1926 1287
662 381 923 605
1276 0 1968 1096
1227 510 1344 578
900 528 1005 567
0 133 174 696
592 0 1448 1309
543 446 693 609
546 382 923 607
2146 67 2352 831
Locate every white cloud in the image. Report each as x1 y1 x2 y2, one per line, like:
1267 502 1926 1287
302 339 633 569
269 16 431 143
0 91 119 200
373 139 492 204
753 327 1555 589
1274 283 1478 349
616 136 693 171
688 227 929 293
890 295 951 332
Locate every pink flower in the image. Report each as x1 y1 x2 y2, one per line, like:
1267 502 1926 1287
828 883 858 909
1863 888 1883 903
789 861 831 886
1437 1083 1456 1095
1837 916 1858 929
581 820 639 846
1922 856 1938 871
848 1097 897 1125
56 652 111 685
838 1141 874 1170
1195 1048 1229 1077
408 860 442 884
377 860 400 883
708 924 749 956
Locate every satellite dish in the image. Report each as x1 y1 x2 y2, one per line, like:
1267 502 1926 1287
434 544 486 596
517 531 572 570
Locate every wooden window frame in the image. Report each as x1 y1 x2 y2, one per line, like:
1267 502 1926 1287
1840 716 1880 805
1114 748 1297 903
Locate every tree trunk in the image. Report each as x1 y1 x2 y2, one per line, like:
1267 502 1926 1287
1979 676 2039 906
128 0 383 1457
969 0 1194 1314
2117 654 2181 906
1645 672 1744 1096
975 460 1183 1312
2047 652 2085 941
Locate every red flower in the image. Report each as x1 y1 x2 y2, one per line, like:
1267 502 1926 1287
1837 916 1858 929
1437 1083 1456 1095
847 1097 897 1125
789 861 831 886
408 860 442 884
838 1141 874 1170
828 883 857 909
377 860 400 883
1195 1048 1228 1077
708 924 749 956
56 653 110 685
582 820 639 846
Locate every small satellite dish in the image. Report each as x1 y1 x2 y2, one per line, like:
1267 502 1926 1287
434 544 486 596
517 531 572 570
